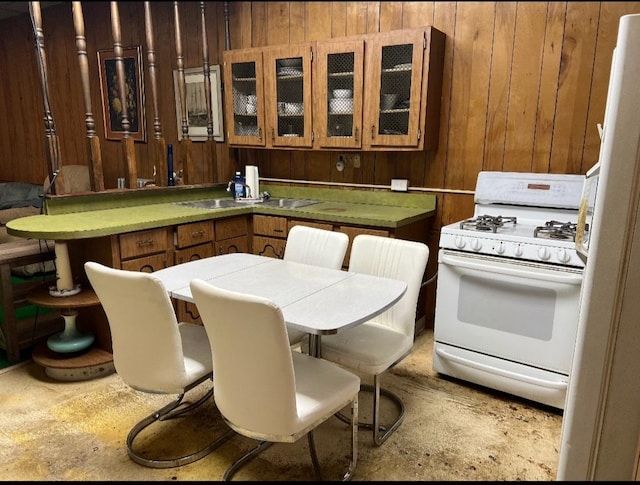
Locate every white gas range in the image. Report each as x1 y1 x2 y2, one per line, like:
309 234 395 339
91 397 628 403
439 171 585 269
433 171 586 410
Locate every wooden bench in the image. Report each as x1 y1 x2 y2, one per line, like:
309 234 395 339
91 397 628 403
0 240 58 363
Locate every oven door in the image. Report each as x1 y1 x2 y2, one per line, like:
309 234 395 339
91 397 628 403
434 249 583 374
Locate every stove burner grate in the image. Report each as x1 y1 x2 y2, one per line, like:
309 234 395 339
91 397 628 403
534 220 580 241
460 215 517 233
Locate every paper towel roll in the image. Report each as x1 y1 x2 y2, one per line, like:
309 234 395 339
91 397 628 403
245 165 259 200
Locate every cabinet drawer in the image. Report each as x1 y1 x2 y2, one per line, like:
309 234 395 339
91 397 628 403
215 235 249 255
176 221 214 249
215 216 248 240
253 235 286 259
175 243 214 265
121 253 171 273
253 214 287 237
119 228 169 260
288 219 334 232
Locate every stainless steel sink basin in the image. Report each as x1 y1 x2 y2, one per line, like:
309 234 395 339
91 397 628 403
176 198 320 210
262 198 320 209
176 198 250 209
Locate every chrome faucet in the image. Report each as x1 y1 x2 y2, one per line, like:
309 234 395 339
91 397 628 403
226 180 252 199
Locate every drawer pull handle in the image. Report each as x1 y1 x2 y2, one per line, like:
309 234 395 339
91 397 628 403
191 230 205 238
274 229 284 233
137 239 154 247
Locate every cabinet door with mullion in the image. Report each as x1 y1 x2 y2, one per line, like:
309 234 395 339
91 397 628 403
264 44 314 148
223 49 266 146
314 39 364 149
364 29 426 148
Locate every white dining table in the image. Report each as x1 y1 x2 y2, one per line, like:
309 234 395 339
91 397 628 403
153 253 407 357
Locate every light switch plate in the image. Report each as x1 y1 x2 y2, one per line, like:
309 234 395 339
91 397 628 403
391 179 408 192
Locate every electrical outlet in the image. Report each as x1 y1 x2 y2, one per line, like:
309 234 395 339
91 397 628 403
391 179 409 192
338 153 361 168
348 154 361 168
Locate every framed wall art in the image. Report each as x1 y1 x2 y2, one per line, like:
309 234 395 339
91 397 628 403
98 45 146 142
173 65 224 142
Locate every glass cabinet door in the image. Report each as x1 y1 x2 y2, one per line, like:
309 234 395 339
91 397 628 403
365 30 425 148
222 49 266 146
264 44 314 148
314 39 364 149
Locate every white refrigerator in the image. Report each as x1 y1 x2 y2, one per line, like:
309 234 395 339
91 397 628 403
557 13 640 480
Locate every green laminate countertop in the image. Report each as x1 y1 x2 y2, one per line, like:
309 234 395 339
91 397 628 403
7 184 436 240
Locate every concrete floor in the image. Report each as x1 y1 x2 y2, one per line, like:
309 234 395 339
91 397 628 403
0 329 563 481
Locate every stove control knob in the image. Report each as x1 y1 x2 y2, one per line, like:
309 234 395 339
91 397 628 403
495 242 505 255
454 236 466 249
557 248 571 263
538 247 550 261
470 239 482 251
514 244 524 257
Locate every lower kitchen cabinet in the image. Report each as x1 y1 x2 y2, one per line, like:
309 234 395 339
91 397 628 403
118 227 173 272
174 221 215 325
253 214 288 258
214 216 250 255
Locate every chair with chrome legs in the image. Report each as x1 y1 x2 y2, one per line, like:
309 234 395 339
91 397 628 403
319 235 429 446
283 225 349 347
190 278 360 481
84 261 234 468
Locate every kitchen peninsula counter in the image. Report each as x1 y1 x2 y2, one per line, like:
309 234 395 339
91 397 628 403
6 184 436 240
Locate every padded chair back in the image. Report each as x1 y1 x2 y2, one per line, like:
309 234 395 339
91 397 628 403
85 261 189 393
283 225 349 269
190 278 299 436
348 235 429 339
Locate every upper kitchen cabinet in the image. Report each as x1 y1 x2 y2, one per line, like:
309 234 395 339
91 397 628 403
223 48 266 146
223 44 314 148
314 39 365 149
223 27 445 152
364 27 445 151
263 44 314 148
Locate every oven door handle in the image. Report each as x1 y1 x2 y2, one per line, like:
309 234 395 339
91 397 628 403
440 252 582 285
435 347 568 390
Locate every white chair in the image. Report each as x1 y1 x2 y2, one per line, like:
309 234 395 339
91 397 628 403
283 224 349 268
190 278 360 481
283 225 349 346
84 261 233 468
319 235 429 446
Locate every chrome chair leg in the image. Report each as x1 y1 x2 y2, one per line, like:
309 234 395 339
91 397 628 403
335 375 405 446
343 395 358 481
223 397 358 481
127 385 234 468
223 441 274 481
307 430 323 480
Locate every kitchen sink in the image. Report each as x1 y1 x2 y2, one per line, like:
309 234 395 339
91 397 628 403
176 198 320 210
175 198 252 209
261 198 320 209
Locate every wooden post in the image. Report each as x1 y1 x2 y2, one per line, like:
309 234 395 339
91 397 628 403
72 1 104 191
174 1 193 185
144 1 167 187
29 1 61 196
201 1 217 183
110 1 137 189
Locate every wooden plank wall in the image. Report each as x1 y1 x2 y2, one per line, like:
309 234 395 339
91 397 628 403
1 1 640 231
